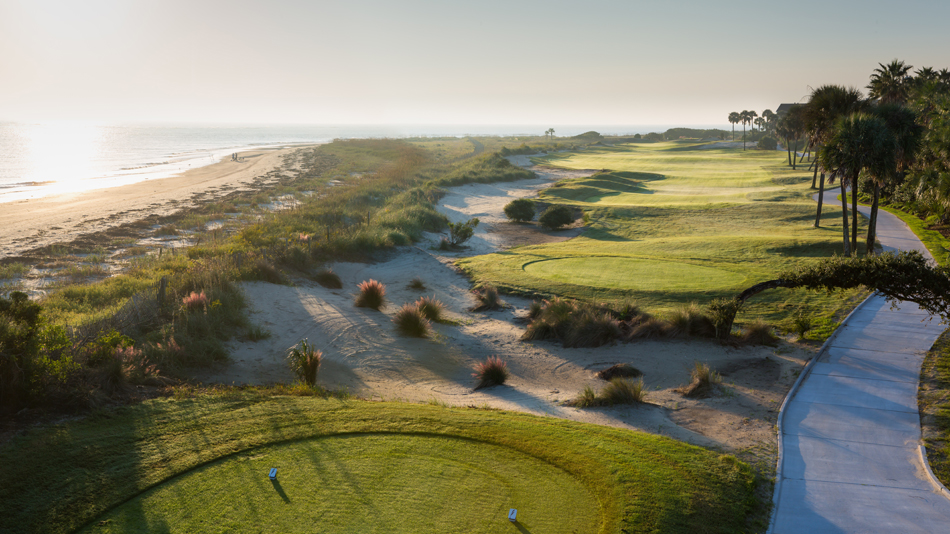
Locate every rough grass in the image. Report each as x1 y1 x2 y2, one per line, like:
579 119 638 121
471 285 504 311
0 394 759 533
458 142 867 336
742 319 778 345
919 329 950 488
414 296 444 322
286 339 322 386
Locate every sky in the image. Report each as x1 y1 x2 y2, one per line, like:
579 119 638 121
2 0 949 126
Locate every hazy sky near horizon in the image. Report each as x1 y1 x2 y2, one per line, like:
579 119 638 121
2 0 949 126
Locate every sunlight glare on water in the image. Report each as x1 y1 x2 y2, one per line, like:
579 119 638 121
20 121 103 192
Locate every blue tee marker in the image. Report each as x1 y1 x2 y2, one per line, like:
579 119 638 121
268 468 277 480
508 509 517 522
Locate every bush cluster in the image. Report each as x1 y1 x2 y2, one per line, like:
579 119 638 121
503 198 535 222
538 205 574 230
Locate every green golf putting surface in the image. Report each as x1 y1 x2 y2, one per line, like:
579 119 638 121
523 257 748 291
85 433 599 534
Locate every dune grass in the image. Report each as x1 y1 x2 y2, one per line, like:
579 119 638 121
458 141 866 332
0 394 758 534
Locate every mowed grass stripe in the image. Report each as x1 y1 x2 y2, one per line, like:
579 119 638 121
0 394 757 534
461 142 865 328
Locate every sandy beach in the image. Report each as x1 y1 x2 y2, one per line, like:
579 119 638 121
0 146 312 260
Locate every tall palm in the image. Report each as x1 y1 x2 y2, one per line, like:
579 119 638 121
869 104 922 252
754 117 765 132
740 110 751 150
776 116 793 166
802 85 866 233
867 59 912 104
819 113 896 255
785 105 806 172
762 109 777 134
728 112 740 141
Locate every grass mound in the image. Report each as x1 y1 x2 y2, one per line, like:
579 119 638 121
0 393 759 534
596 363 643 381
392 303 431 338
313 268 343 289
741 319 778 345
354 279 386 310
407 277 426 290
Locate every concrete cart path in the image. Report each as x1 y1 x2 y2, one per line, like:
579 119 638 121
770 198 950 533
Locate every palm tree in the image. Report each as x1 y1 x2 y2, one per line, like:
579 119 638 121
802 85 866 231
776 116 793 166
819 113 896 255
728 112 740 141
868 59 912 104
754 117 766 132
868 104 922 252
762 109 777 134
740 110 751 149
784 105 806 172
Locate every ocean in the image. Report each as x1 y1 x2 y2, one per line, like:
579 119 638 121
0 122 717 203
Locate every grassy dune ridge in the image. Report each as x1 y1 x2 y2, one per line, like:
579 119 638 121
0 394 757 533
459 141 866 332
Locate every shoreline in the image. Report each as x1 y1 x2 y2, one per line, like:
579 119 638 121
0 145 317 261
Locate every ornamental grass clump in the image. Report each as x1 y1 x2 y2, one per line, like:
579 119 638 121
408 277 426 290
393 303 431 338
666 303 716 338
414 296 444 322
287 339 322 386
680 361 721 398
355 279 386 310
473 356 509 390
571 377 646 407
628 316 672 340
793 311 812 340
471 285 504 311
313 268 343 289
563 309 622 348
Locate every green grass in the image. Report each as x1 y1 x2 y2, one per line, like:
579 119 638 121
919 329 950 487
879 205 950 267
0 393 758 534
459 142 866 331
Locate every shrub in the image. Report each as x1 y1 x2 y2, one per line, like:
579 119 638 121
438 237 452 250
415 296 444 322
680 362 721 398
355 279 386 310
408 277 426 290
707 298 742 340
539 205 574 230
313 268 343 289
248 260 284 284
182 291 209 311
473 356 509 389
393 303 431 337
596 363 642 381
448 218 479 246
742 319 778 345
503 198 535 222
793 311 812 340
471 285 504 311
757 136 778 150
287 339 322 386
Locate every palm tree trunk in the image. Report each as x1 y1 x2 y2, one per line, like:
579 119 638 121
811 158 819 189
786 138 792 166
814 172 825 228
742 124 746 150
840 179 851 255
792 140 797 170
732 124 735 141
851 183 859 253
867 184 880 255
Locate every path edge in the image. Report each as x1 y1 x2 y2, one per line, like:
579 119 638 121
765 291 875 534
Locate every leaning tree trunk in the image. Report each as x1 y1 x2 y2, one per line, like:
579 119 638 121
811 159 819 189
814 172 825 228
851 182 859 254
867 184 880 256
840 179 851 255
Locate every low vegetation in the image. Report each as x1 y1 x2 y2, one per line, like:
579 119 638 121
572 377 646 407
679 362 722 398
414 296 444 322
538 204 574 230
392 303 431 338
470 284 504 311
472 355 509 389
313 268 343 289
503 198 535 222
354 279 386 310
286 339 322 386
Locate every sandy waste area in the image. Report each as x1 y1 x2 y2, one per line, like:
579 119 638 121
193 155 812 461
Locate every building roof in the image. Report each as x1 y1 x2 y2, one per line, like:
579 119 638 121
776 103 802 116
